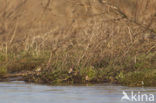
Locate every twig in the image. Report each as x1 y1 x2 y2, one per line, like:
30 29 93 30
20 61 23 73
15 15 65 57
9 21 18 44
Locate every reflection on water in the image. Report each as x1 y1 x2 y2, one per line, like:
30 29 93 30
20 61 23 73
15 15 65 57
0 81 155 103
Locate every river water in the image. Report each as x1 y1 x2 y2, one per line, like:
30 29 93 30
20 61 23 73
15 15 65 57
0 81 155 103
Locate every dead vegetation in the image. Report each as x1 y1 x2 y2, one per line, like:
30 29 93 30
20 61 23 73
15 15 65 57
0 0 156 86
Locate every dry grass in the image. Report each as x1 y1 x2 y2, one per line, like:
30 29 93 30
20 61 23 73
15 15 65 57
0 0 156 86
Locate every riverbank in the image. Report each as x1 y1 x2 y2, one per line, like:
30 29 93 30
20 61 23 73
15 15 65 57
0 50 155 86
0 0 156 86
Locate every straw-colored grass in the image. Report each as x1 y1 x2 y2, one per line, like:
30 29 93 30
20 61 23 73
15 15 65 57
0 0 156 86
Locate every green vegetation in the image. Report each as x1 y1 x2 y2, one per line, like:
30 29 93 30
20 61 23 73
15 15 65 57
0 49 155 86
0 0 155 86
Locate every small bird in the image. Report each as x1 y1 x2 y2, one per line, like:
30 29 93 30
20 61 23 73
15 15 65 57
85 75 89 81
68 68 73 74
141 81 144 86
35 67 41 72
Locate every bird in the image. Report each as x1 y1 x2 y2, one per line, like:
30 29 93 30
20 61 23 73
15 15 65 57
141 81 144 86
35 67 41 72
68 68 73 74
85 75 89 81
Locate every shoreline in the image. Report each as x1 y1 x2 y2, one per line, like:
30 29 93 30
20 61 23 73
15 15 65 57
0 0 155 87
0 67 155 87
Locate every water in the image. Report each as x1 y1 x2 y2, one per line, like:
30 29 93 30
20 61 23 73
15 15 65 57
0 81 156 103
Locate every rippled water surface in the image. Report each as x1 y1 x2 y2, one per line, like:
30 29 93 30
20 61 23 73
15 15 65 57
0 81 156 103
